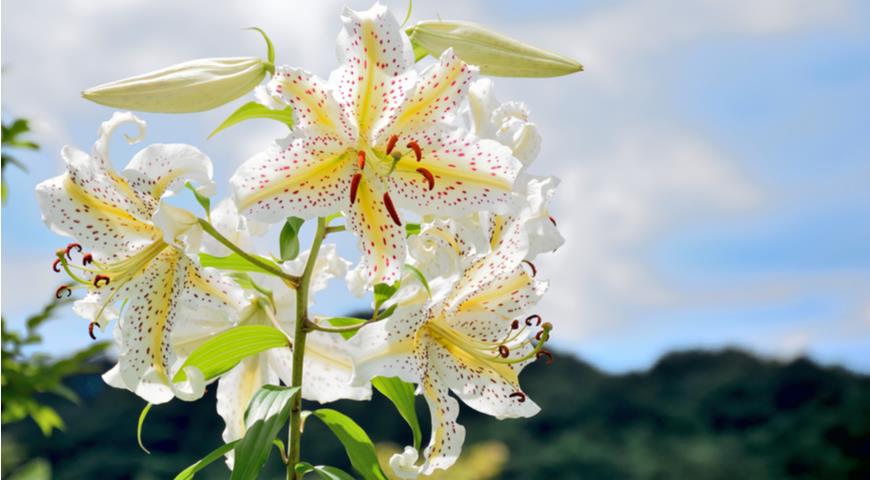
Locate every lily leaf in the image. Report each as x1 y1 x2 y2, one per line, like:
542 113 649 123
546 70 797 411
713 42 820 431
175 440 239 480
312 466 357 480
372 376 421 450
232 385 301 480
209 101 293 139
173 325 290 383
279 217 305 261
311 409 387 480
137 403 153 454
199 252 282 275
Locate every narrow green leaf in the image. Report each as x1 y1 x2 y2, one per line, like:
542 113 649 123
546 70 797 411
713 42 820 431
246 27 275 65
137 403 154 454
373 282 400 308
403 264 431 298
232 385 300 480
375 303 398 321
209 101 293 139
279 217 305 261
311 409 387 480
313 466 357 480
184 181 211 217
372 377 421 450
173 326 289 382
295 462 315 476
326 317 368 340
199 252 282 275
175 440 239 480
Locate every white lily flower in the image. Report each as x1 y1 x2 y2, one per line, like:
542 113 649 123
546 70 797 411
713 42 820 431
230 2 522 288
35 112 245 404
352 214 550 474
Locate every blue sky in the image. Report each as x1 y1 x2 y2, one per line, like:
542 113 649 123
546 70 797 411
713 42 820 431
2 0 869 373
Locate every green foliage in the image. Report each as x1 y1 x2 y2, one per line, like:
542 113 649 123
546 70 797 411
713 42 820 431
311 409 387 480
184 181 211 218
1 299 110 436
175 440 239 480
208 101 294 139
173 325 290 382
325 317 368 340
372 376 421 450
137 403 153 454
279 217 305 261
403 264 431 298
246 27 275 65
1 117 39 203
232 385 300 480
199 252 283 275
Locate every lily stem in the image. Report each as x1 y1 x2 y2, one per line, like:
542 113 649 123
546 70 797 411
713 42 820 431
287 216 328 479
196 218 300 288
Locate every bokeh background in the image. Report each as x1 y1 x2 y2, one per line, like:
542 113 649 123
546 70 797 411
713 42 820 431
2 0 869 478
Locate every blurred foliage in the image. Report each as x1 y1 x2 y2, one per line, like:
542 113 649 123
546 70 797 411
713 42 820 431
2 349 868 479
1 300 111 435
1 117 39 203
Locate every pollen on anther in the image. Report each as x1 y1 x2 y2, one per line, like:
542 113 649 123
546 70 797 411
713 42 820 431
52 258 63 272
416 167 435 191
82 253 94 266
65 243 82 259
406 141 422 162
386 134 399 154
525 314 542 326
55 285 72 299
88 322 97 340
509 391 527 402
357 150 366 170
537 350 554 365
522 259 537 277
383 192 402 226
350 173 362 205
498 345 510 358
94 275 111 287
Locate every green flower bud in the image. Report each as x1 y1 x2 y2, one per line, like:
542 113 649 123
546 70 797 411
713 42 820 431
407 21 582 78
82 57 270 113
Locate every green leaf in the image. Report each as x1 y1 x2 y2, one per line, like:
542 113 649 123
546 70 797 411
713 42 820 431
372 377 421 450
373 282 400 308
326 317 368 340
232 385 300 480
175 440 239 480
246 27 275 65
311 409 387 480
313 466 357 480
279 217 305 261
199 252 282 275
209 101 293 139
404 223 421 236
184 181 211 218
173 326 290 382
375 303 398 321
403 264 431 298
8 458 51 480
295 462 315 476
137 403 154 454
29 404 64 436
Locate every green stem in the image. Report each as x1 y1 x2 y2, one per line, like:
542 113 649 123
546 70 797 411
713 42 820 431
287 216 328 479
197 218 299 288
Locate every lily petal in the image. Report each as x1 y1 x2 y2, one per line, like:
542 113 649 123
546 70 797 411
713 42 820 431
419 338 466 475
346 174 406 286
122 143 215 208
264 66 356 141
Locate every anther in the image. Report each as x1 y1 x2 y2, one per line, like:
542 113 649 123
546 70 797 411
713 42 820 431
549 216 558 227
509 392 527 402
350 173 362 205
65 243 82 259
88 322 97 340
542 322 553 331
52 258 63 273
523 260 537 277
511 319 520 330
386 135 399 155
416 167 435 191
537 350 554 365
525 314 542 327
498 345 510 358
383 192 402 226
93 275 111 287
536 330 546 341
55 285 72 299
82 253 94 266
406 141 422 162
357 150 366 170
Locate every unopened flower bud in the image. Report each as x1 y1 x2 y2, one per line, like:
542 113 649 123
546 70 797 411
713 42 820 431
407 21 582 78
82 57 269 113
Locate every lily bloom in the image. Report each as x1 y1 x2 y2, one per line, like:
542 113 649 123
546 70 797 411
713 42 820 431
36 112 244 404
231 3 521 287
352 212 551 474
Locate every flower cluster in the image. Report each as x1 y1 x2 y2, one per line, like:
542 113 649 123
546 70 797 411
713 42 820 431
36 3 574 478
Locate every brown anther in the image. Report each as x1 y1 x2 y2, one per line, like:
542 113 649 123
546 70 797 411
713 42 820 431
350 173 362 205
522 259 537 277
88 322 97 340
498 345 510 358
536 330 546 341
52 258 63 273
357 150 366 170
416 167 435 191
93 275 111 287
65 243 82 259
549 216 558 227
537 350 554 365
383 192 402 226
386 135 399 155
406 141 422 162
511 319 520 330
525 314 542 327
509 392 527 402
82 253 94 266
55 285 72 299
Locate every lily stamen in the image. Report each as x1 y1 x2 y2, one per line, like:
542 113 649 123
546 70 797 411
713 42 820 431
406 141 422 162
88 322 97 340
94 275 111 287
536 350 553 365
383 192 402 226
350 173 362 205
55 285 73 299
386 135 399 155
522 259 537 277
525 314 542 327
498 345 510 358
357 150 366 170
416 167 435 191
52 259 63 272
65 243 82 260
509 392 527 402
82 253 94 266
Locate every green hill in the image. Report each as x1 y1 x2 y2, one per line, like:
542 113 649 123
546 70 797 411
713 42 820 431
3 349 869 479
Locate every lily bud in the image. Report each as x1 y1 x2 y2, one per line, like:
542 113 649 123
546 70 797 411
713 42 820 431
82 57 269 113
407 21 582 78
